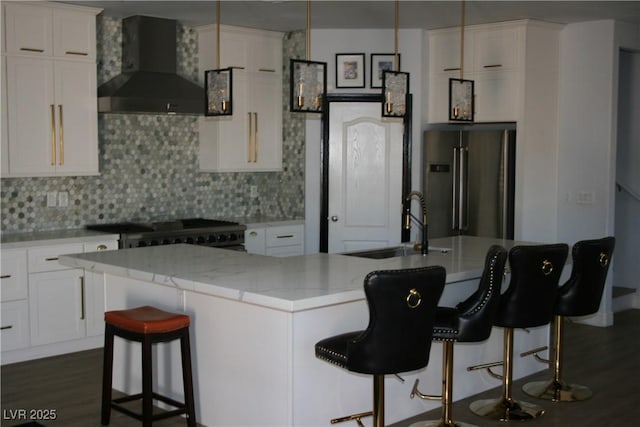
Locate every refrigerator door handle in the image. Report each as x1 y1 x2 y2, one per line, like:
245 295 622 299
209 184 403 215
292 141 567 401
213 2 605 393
452 146 459 231
460 147 468 232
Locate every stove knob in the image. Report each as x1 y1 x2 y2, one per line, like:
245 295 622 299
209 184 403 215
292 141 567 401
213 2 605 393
137 241 147 247
162 239 171 245
229 233 237 241
197 236 205 244
208 235 216 243
174 238 183 244
186 237 194 244
150 240 159 246
218 234 228 242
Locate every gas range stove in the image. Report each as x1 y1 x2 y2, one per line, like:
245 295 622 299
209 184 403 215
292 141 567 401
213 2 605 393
86 218 246 250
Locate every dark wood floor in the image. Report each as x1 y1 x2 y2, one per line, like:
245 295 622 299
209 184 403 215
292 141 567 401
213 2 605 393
2 309 639 427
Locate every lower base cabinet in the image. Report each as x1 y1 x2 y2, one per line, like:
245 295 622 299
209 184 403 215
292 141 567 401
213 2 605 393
1 236 117 365
245 222 304 257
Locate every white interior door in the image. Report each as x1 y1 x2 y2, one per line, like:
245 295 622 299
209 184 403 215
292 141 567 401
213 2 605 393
328 102 403 253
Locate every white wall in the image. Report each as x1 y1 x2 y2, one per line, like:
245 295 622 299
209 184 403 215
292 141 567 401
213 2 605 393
556 20 640 325
304 28 425 253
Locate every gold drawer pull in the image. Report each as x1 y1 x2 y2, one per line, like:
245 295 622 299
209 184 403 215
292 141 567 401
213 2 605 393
20 47 44 53
50 104 56 166
65 51 88 56
258 68 276 72
45 257 59 261
0 275 11 279
443 67 461 72
1 325 14 330
58 105 64 165
276 235 294 239
483 64 503 69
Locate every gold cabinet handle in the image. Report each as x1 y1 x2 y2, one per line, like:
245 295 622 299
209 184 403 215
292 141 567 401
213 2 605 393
65 51 88 56
0 325 13 330
58 105 64 165
253 112 258 163
248 113 253 162
50 104 56 166
45 256 59 261
258 68 276 72
0 275 11 279
20 47 44 53
80 276 85 320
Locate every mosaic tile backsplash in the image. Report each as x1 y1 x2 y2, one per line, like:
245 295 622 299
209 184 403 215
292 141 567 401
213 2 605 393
1 18 306 233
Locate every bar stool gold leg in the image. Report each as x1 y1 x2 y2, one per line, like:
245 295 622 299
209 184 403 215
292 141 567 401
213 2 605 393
410 342 478 427
523 316 593 401
469 328 545 421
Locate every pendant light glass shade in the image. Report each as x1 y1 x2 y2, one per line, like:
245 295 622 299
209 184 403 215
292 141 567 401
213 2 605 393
448 78 474 121
382 70 409 118
290 59 326 113
205 67 233 116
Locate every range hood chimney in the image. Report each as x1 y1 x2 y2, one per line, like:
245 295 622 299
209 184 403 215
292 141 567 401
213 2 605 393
98 15 203 115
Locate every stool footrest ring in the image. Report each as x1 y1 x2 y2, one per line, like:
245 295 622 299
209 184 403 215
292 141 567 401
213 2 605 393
111 391 189 421
409 378 441 401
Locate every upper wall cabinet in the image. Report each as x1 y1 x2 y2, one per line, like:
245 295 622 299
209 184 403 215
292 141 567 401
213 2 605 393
197 25 283 172
1 2 101 178
427 22 522 123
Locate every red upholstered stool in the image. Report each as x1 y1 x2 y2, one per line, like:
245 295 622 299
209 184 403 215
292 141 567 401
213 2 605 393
101 306 196 427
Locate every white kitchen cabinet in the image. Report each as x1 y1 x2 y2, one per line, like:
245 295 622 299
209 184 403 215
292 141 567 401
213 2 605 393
197 25 283 172
1 249 29 351
0 236 117 364
428 22 522 123
4 2 97 59
83 240 118 337
1 301 30 352
245 222 305 257
1 1 100 178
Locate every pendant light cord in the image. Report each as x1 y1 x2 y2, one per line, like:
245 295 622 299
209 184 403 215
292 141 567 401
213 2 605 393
216 0 221 69
394 0 399 71
460 0 465 79
306 0 311 60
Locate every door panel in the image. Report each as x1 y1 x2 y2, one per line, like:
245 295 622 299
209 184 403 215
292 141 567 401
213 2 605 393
328 102 403 253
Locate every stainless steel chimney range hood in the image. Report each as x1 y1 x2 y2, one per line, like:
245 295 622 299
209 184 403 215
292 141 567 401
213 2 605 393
98 15 203 115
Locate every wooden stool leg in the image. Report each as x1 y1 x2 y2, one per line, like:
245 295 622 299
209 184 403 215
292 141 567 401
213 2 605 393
142 334 153 427
181 329 197 427
101 324 114 425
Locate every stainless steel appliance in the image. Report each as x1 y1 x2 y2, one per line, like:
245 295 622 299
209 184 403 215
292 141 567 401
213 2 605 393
87 218 245 249
423 124 516 239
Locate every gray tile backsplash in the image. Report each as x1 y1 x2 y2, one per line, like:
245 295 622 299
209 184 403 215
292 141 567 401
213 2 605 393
1 17 305 233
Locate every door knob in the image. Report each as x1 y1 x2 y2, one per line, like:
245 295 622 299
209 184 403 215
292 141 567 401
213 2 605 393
331 216 339 222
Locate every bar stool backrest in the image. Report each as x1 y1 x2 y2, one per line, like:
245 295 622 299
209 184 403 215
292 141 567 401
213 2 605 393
555 236 615 317
346 266 446 375
456 245 508 342
495 244 569 329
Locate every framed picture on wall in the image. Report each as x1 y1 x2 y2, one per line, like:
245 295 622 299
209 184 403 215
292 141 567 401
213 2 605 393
335 53 365 88
371 53 400 88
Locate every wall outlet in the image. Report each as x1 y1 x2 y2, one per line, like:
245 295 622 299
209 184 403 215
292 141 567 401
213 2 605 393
58 191 69 207
576 190 595 204
46 191 57 207
250 185 258 198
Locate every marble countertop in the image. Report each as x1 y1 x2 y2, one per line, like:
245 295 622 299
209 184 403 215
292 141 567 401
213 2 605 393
59 236 531 312
1 229 120 249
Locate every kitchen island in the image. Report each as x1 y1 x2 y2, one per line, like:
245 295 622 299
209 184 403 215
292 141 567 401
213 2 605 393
59 236 556 427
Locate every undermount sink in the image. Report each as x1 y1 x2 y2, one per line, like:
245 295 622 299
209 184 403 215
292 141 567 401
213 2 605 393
342 245 451 259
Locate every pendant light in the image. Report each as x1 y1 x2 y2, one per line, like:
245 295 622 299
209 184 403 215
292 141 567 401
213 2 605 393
205 0 233 116
381 0 409 118
448 0 474 121
290 0 327 113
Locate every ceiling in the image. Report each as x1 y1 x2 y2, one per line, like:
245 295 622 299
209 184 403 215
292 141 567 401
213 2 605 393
64 1 640 32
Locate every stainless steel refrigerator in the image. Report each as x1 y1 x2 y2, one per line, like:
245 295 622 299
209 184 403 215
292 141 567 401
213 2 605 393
423 124 516 239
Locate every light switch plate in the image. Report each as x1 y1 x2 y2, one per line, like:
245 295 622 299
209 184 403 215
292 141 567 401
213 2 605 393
58 191 69 207
47 191 57 207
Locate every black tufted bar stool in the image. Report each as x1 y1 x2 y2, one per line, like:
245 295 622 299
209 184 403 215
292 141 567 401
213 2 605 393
315 266 446 427
522 237 615 402
410 245 508 427
101 305 196 427
468 244 568 421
